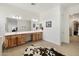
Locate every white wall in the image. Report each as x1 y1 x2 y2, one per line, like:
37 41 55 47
39 4 74 45
0 4 39 55
60 6 70 43
0 16 6 55
0 36 4 55
40 5 61 45
60 6 64 43
62 11 70 43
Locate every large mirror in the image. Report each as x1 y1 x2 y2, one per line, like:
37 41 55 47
5 17 43 33
5 17 31 33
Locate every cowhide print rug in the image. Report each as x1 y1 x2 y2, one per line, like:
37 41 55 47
24 45 64 56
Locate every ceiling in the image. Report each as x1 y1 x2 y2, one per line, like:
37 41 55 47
7 3 79 14
8 3 58 14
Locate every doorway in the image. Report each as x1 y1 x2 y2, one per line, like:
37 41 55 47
69 14 79 43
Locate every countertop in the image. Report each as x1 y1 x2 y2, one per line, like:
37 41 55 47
5 30 43 36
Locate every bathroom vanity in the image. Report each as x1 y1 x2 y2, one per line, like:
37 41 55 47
3 17 43 49
4 31 43 49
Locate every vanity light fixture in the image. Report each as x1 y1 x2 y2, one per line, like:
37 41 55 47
12 16 22 19
18 16 22 19
12 16 16 19
32 19 38 22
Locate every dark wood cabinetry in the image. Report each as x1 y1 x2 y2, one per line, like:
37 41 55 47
3 32 43 49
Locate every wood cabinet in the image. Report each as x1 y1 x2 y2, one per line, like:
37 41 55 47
4 35 17 48
32 32 43 42
21 34 27 44
17 34 27 45
32 33 37 41
11 35 17 47
38 32 43 40
4 36 9 48
3 32 43 49
4 34 27 49
17 34 22 45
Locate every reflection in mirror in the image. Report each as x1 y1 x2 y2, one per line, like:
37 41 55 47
5 17 18 32
17 20 31 32
5 17 43 33
5 17 32 33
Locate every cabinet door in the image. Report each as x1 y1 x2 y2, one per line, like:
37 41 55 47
36 33 39 41
8 38 12 48
32 32 43 42
10 35 17 47
17 34 27 45
17 34 22 45
4 36 16 48
38 32 43 40
4 36 9 48
21 34 27 43
6 36 12 48
32 33 36 42
40 32 43 40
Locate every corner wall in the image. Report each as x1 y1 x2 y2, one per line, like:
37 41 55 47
40 5 61 45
